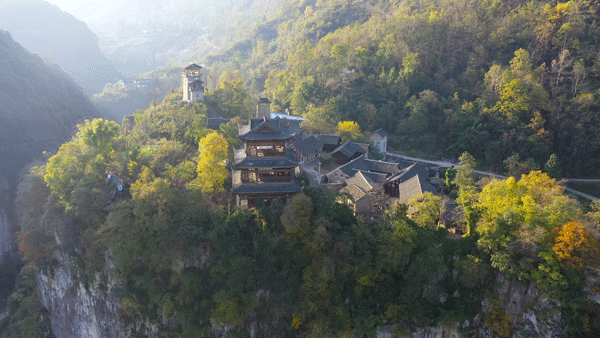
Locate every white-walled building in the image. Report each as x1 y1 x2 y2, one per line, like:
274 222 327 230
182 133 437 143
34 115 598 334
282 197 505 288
182 63 204 102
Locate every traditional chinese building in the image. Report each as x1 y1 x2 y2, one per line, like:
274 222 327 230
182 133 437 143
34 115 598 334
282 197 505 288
232 107 302 207
182 63 204 102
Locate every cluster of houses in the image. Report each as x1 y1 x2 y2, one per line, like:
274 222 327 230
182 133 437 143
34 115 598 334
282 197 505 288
228 97 444 217
181 63 447 219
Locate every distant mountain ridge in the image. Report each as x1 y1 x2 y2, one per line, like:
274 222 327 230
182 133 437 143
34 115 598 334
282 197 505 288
0 28 98 193
0 0 121 95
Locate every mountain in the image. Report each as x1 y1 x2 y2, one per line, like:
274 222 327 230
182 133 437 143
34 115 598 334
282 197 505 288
0 0 121 95
63 0 282 75
0 29 98 248
195 0 600 178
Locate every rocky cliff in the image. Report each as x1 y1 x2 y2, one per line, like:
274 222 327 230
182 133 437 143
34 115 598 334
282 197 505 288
35 246 600 338
37 251 160 338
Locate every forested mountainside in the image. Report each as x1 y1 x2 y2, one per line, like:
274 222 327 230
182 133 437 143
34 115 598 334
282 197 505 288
0 29 98 189
4 91 600 337
192 0 600 178
5 0 600 337
0 29 98 312
0 0 121 94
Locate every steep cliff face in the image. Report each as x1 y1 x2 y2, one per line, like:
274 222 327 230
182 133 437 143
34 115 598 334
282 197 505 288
374 271 600 338
37 251 160 338
37 254 585 338
38 252 126 338
0 175 11 255
477 274 563 338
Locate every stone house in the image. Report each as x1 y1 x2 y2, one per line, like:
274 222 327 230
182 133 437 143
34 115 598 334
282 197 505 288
369 128 388 154
182 63 204 102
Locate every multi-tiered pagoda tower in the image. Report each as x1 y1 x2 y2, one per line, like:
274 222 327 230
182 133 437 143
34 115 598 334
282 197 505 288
232 99 302 207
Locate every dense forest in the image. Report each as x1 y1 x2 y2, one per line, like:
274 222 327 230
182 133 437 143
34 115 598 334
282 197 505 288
4 0 600 337
194 0 600 178
97 0 600 179
4 89 600 336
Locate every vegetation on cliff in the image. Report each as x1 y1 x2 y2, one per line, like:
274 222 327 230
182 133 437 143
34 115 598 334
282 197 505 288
0 29 98 319
4 0 600 336
4 87 600 336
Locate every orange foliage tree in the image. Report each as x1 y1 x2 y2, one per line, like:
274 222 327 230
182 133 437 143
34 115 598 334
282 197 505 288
553 222 599 270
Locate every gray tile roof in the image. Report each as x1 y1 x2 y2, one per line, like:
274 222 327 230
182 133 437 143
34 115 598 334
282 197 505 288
257 97 271 104
279 119 302 135
335 155 400 177
341 183 367 201
387 163 431 183
372 128 388 137
234 157 298 169
234 150 298 168
318 134 341 146
398 174 437 204
291 135 323 155
345 171 377 192
385 155 417 169
238 118 292 141
356 170 388 184
206 117 230 130
232 171 302 194
330 140 367 159
185 63 202 70
250 118 280 130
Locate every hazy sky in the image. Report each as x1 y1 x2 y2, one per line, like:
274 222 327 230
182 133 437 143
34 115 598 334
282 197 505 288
43 0 92 18
42 0 144 32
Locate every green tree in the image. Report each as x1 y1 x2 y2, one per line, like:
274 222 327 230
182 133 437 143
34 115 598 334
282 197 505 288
504 154 539 178
44 119 119 209
544 153 562 179
2 263 52 338
205 70 253 119
453 152 478 237
407 192 442 230
281 192 314 247
477 171 581 284
77 118 120 155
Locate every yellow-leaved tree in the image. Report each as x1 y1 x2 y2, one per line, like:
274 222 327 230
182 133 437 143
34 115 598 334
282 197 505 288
336 120 364 142
197 131 229 193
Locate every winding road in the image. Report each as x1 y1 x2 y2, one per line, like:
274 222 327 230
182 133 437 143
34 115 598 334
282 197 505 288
386 151 599 201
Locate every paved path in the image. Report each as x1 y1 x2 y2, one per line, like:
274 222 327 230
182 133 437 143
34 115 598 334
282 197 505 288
563 187 599 201
299 158 322 187
386 151 599 201
563 178 600 183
